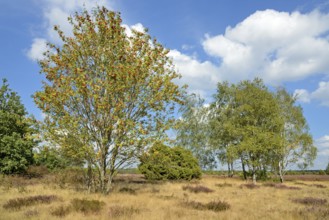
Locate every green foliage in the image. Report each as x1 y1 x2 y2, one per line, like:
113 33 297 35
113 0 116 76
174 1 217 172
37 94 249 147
138 143 202 180
208 78 316 183
34 7 185 194
326 162 329 175
0 79 38 174
176 94 216 170
34 146 83 170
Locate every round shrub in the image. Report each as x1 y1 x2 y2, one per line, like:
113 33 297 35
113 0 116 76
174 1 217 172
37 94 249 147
138 143 202 180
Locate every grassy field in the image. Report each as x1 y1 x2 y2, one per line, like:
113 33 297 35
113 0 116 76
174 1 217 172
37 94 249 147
0 173 328 220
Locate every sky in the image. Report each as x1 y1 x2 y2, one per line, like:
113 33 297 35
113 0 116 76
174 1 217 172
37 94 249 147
1 0 329 169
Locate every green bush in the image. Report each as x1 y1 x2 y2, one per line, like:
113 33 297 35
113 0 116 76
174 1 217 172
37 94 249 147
0 79 37 175
326 162 329 175
138 143 202 180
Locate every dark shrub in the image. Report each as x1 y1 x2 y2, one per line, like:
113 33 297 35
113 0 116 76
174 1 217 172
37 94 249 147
310 184 327 189
25 165 49 178
119 187 137 195
3 195 57 210
183 200 230 212
263 183 301 190
182 185 214 193
51 205 71 217
71 198 105 214
292 197 327 206
138 143 202 180
215 183 233 187
108 206 140 218
240 183 260 189
24 210 39 217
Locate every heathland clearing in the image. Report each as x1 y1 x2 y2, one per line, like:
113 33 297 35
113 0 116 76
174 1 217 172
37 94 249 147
0 173 328 220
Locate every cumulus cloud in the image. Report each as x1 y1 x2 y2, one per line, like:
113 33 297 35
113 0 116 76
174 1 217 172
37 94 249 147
27 0 111 61
171 9 329 97
311 81 329 106
122 23 145 37
315 135 329 156
293 89 311 103
294 81 329 106
203 9 329 83
168 49 220 96
27 38 48 61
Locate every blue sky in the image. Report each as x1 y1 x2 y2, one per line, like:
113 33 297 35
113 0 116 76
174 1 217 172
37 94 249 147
1 0 329 169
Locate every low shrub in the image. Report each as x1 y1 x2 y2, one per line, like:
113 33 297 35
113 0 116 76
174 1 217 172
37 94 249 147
108 206 140 218
71 198 105 214
183 200 230 212
138 143 202 180
215 183 233 187
51 205 71 217
292 197 327 206
3 195 57 210
24 210 39 217
119 187 137 195
310 184 327 189
296 206 329 219
24 165 49 178
263 183 301 190
182 185 214 193
240 183 260 189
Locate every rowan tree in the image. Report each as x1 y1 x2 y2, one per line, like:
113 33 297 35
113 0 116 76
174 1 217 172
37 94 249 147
34 7 185 194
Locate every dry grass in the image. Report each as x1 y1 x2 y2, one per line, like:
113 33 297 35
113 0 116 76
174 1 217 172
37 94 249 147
0 174 329 220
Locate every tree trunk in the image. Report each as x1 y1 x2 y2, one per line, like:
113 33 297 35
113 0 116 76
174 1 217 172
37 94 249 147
100 156 107 194
230 162 234 177
227 162 231 177
87 162 93 193
241 157 247 180
252 171 257 184
278 161 284 183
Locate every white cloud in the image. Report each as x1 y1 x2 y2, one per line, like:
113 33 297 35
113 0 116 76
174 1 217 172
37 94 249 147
201 9 329 84
122 23 145 37
311 81 329 106
293 89 311 103
27 0 111 60
315 135 329 156
168 49 220 96
295 81 329 106
169 9 329 98
27 38 48 61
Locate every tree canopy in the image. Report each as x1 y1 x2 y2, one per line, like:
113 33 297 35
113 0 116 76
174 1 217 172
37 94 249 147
0 79 37 174
176 78 316 183
34 7 185 194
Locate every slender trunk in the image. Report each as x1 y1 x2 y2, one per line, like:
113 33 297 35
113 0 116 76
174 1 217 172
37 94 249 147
251 161 257 184
100 155 107 194
105 145 119 194
227 162 231 177
87 162 93 193
278 161 284 183
241 157 247 180
230 162 234 177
